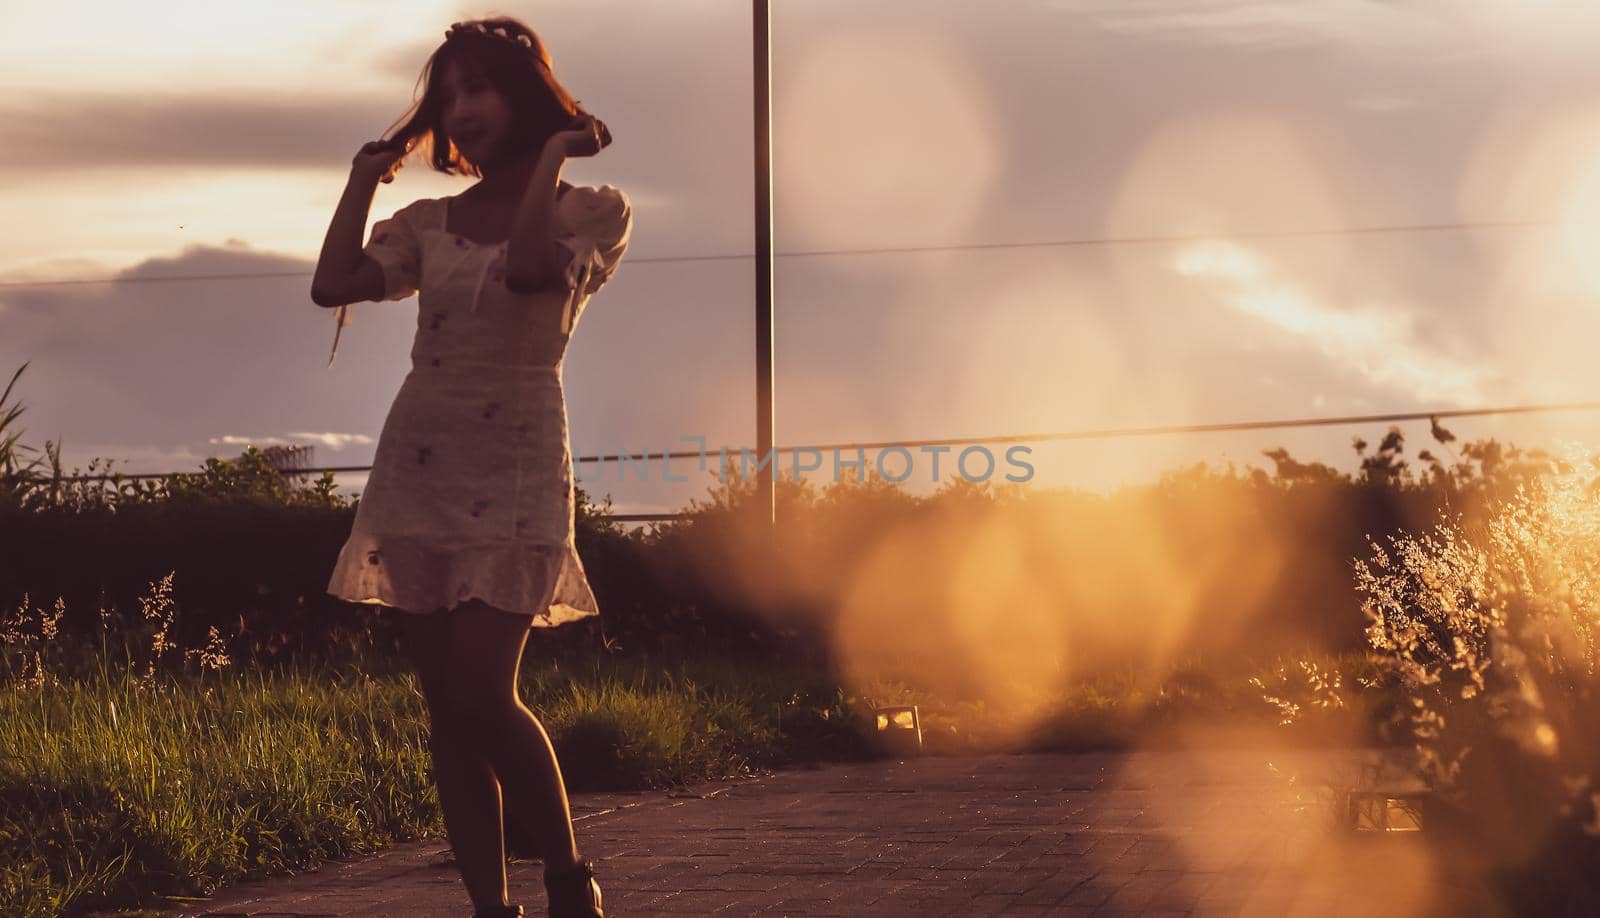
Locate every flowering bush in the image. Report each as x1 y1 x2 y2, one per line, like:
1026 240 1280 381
1355 445 1600 914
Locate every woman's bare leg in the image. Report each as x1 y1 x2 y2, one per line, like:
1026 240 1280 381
398 608 511 910
443 599 583 879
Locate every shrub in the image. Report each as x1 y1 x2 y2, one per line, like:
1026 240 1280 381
1353 446 1600 915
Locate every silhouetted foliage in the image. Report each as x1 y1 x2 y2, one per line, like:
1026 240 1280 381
0 360 1575 672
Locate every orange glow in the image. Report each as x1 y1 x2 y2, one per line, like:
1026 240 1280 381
1105 109 1358 281
777 23 1003 246
1458 96 1600 431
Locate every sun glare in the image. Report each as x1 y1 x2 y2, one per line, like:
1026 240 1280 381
777 22 1003 246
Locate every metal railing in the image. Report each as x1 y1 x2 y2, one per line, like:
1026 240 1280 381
40 399 1600 521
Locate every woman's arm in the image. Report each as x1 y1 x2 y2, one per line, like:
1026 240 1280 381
505 140 572 294
310 169 386 307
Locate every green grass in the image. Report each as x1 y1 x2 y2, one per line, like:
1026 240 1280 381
0 666 430 915
0 653 879 916
0 632 1376 916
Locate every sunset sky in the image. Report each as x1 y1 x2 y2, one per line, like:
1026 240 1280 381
5 0 1600 517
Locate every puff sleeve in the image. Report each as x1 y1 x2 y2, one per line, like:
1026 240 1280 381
326 199 426 368
552 184 633 334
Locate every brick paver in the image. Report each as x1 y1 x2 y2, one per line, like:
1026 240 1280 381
179 748 1437 917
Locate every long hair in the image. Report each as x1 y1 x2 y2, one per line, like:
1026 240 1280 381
378 17 588 180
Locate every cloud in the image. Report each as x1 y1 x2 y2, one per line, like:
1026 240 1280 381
1175 241 1495 405
0 90 412 172
208 432 374 451
0 240 415 473
1349 95 1422 113
1043 0 1600 80
1042 0 1435 50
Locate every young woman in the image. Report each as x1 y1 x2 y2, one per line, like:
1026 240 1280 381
311 16 632 918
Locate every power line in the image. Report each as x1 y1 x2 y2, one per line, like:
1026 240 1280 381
729 218 1561 262
0 217 1560 290
0 270 313 290
50 398 1600 482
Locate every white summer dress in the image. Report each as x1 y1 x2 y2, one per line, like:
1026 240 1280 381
324 182 633 626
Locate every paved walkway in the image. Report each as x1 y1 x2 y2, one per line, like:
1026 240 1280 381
181 748 1439 917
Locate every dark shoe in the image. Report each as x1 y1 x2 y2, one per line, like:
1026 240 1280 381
472 906 524 918
543 856 604 918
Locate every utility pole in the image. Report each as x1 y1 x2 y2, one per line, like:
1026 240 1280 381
753 0 779 620
754 0 775 532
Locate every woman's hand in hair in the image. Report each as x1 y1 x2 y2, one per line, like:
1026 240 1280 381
550 113 611 159
351 138 406 184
